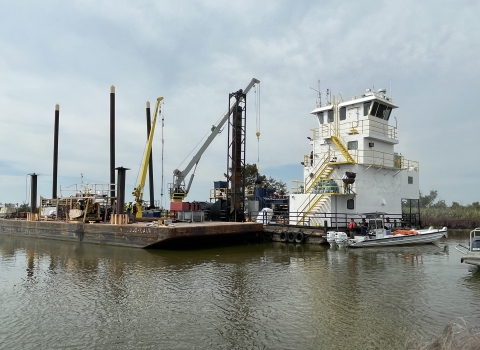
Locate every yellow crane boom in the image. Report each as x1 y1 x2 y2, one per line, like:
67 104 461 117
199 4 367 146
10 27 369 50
133 97 163 218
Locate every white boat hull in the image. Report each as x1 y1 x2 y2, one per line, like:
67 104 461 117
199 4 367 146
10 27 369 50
347 228 447 248
461 253 480 267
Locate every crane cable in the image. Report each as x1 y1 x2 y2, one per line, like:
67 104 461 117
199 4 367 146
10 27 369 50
255 83 261 173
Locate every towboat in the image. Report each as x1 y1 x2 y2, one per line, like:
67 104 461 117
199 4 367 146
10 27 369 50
455 228 480 268
346 212 447 248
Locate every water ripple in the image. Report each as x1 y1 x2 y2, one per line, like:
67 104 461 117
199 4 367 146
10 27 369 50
1 235 480 349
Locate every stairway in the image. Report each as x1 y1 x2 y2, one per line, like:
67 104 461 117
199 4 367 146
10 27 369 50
295 134 355 226
331 136 355 163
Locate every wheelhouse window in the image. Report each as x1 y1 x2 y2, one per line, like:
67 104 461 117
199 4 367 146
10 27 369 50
327 110 334 123
317 112 324 124
369 102 392 120
339 107 346 121
347 198 354 210
347 141 358 150
363 102 371 116
408 176 413 184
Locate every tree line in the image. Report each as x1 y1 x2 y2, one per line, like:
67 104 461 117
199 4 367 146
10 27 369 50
420 190 480 228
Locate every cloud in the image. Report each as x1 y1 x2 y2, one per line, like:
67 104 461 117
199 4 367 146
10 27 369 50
1 0 479 206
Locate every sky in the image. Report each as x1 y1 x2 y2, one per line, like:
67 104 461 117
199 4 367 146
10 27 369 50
1 0 479 208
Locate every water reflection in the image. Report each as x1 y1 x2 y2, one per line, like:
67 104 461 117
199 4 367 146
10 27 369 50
1 233 480 350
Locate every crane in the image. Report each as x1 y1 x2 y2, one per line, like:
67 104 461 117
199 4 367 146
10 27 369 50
169 78 260 202
132 96 164 219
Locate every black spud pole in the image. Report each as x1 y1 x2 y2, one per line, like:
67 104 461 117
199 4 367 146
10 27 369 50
146 101 155 208
52 104 59 199
110 86 116 205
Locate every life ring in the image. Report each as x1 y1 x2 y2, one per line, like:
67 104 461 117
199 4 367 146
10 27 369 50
295 231 304 244
279 231 287 242
287 232 296 243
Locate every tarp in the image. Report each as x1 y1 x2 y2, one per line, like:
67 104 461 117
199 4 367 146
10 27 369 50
256 207 273 224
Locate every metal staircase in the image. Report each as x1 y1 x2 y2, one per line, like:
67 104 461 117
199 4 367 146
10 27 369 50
304 153 334 193
331 136 356 164
295 126 356 226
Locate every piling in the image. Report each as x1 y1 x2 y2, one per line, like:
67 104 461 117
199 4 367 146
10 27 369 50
52 104 59 199
146 101 155 208
116 166 129 215
110 86 116 206
30 173 38 216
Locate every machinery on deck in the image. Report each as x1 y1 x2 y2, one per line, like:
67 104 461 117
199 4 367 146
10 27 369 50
168 78 260 207
132 97 164 219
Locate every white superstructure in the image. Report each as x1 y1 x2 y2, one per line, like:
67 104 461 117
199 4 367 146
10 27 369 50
289 88 419 226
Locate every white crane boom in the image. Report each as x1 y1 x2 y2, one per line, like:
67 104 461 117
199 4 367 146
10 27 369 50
170 78 260 202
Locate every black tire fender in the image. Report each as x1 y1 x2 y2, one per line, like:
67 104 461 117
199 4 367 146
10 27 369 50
295 231 304 244
287 232 296 243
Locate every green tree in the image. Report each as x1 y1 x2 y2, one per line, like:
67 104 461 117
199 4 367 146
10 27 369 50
471 202 480 210
243 163 288 194
419 190 438 208
18 202 30 212
431 200 446 208
451 201 462 209
244 163 260 187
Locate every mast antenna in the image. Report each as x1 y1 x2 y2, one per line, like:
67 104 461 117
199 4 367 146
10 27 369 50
310 79 322 107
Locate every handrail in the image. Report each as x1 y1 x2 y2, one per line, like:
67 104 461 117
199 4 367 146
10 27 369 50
295 193 326 225
304 151 333 193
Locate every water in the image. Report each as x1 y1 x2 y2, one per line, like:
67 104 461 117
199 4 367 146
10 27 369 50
1 231 479 350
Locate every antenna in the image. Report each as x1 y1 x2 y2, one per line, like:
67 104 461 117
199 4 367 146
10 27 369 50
310 79 322 107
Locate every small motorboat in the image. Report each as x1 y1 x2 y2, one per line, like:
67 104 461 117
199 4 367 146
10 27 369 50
455 228 480 268
347 212 447 248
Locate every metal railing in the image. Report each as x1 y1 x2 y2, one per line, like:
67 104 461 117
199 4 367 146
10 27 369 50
254 209 412 230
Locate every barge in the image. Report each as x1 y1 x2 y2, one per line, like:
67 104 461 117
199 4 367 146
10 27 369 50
0 218 263 248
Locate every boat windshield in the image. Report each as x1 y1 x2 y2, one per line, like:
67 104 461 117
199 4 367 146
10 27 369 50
368 219 383 230
472 237 480 251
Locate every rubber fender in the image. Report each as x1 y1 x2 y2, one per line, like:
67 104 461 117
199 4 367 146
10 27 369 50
295 231 304 244
279 231 287 242
287 232 296 243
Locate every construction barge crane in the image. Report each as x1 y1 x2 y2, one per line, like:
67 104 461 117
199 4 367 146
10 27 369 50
132 96 164 219
169 78 260 209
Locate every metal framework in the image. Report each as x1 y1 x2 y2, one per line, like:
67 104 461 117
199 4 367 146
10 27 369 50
226 90 246 222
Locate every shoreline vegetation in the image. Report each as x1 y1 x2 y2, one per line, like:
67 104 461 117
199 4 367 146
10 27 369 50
418 190 480 229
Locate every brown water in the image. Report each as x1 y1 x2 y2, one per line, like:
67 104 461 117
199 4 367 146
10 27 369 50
1 231 479 349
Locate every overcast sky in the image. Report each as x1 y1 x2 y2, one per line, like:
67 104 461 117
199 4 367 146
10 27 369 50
1 0 479 208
